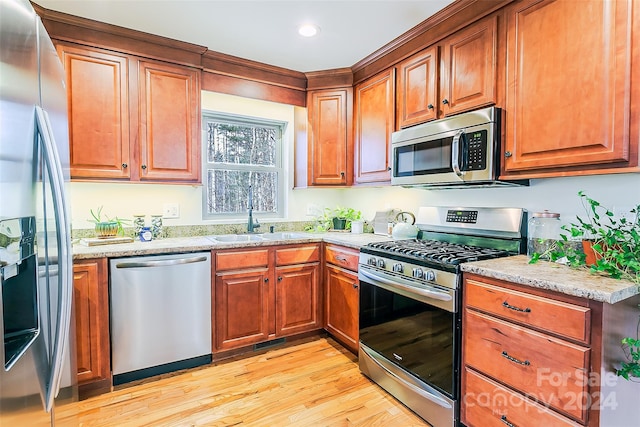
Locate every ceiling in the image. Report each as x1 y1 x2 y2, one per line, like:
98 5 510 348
33 0 455 73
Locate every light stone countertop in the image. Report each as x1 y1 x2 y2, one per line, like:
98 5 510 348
461 255 639 304
72 232 392 259
74 235 639 305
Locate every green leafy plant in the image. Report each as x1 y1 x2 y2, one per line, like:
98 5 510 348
88 206 129 237
530 191 640 381
304 206 362 232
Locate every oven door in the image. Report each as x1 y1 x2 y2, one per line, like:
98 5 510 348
358 265 459 427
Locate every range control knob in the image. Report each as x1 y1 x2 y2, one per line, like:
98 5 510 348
425 270 436 281
367 257 377 266
412 268 424 279
392 263 404 273
376 258 386 269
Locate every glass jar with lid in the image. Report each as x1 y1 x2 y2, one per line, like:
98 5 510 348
527 210 561 258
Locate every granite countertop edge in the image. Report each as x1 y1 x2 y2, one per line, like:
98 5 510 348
72 232 391 259
461 255 639 304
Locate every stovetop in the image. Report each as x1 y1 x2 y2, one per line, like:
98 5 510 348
363 239 510 266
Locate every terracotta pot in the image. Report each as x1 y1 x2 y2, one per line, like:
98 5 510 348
581 240 602 266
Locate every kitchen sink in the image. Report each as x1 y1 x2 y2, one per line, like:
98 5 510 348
206 234 265 242
205 232 312 243
260 232 311 240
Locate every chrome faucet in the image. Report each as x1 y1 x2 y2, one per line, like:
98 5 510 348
247 185 260 233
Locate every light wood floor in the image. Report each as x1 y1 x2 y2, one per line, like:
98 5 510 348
60 336 430 426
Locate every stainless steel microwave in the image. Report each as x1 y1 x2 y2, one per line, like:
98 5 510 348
391 106 528 188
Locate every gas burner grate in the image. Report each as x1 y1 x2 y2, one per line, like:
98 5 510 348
366 239 510 265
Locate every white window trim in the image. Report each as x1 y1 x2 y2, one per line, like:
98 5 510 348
201 110 286 221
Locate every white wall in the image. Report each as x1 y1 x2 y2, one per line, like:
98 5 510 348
68 92 639 230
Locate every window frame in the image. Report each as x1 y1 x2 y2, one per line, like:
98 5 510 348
201 110 286 221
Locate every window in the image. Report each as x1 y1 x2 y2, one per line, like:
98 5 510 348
202 111 285 220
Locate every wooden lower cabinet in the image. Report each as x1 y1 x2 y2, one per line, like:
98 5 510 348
275 264 321 335
73 258 111 399
213 244 321 354
461 273 601 427
324 245 360 353
214 269 270 351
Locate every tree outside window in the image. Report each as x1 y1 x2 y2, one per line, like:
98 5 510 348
202 112 285 219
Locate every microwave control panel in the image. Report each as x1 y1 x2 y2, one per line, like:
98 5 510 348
465 130 487 170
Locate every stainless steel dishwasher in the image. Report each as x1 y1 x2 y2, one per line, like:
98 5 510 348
109 252 212 385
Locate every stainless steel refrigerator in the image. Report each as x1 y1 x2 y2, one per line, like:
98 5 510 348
0 0 77 425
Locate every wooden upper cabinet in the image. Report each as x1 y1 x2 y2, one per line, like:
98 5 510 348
307 88 353 186
503 0 635 176
396 15 498 129
56 42 201 183
354 69 395 184
57 44 130 179
138 60 201 182
396 46 438 128
440 15 498 117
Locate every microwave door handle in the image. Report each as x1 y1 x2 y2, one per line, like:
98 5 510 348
451 130 465 177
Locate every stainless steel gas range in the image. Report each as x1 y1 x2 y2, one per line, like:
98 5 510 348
358 206 526 427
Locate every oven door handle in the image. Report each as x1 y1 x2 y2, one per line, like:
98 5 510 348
359 268 452 302
360 344 453 409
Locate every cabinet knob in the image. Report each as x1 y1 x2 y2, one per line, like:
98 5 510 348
427 103 434 110
122 163 128 169
141 164 147 170
352 283 358 289
264 278 269 283
277 276 283 282
442 99 449 105
504 151 513 158
340 171 345 177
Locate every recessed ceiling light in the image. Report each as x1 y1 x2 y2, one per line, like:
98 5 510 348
298 24 320 38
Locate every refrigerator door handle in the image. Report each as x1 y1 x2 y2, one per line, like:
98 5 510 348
35 105 73 412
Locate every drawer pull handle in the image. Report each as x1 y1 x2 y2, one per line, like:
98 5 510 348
500 415 516 427
501 351 530 366
502 301 531 313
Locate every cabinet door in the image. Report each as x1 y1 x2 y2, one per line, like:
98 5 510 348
324 264 359 353
396 46 438 128
307 89 353 186
440 15 497 116
354 69 395 184
275 264 321 336
57 44 130 179
138 60 201 182
73 259 110 396
503 0 633 174
214 270 270 351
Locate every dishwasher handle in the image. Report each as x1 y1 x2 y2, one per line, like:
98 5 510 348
115 255 208 269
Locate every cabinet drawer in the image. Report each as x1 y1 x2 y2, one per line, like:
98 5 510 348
464 310 590 422
465 279 590 343
275 245 320 266
462 367 582 427
215 249 269 271
325 245 359 271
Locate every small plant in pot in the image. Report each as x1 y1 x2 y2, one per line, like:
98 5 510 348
328 206 362 231
305 206 362 232
530 191 640 381
89 206 128 238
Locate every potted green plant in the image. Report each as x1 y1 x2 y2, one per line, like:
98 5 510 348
304 206 362 232
328 206 361 231
530 191 640 381
89 206 128 238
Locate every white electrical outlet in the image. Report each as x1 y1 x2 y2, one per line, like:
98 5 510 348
163 203 180 219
